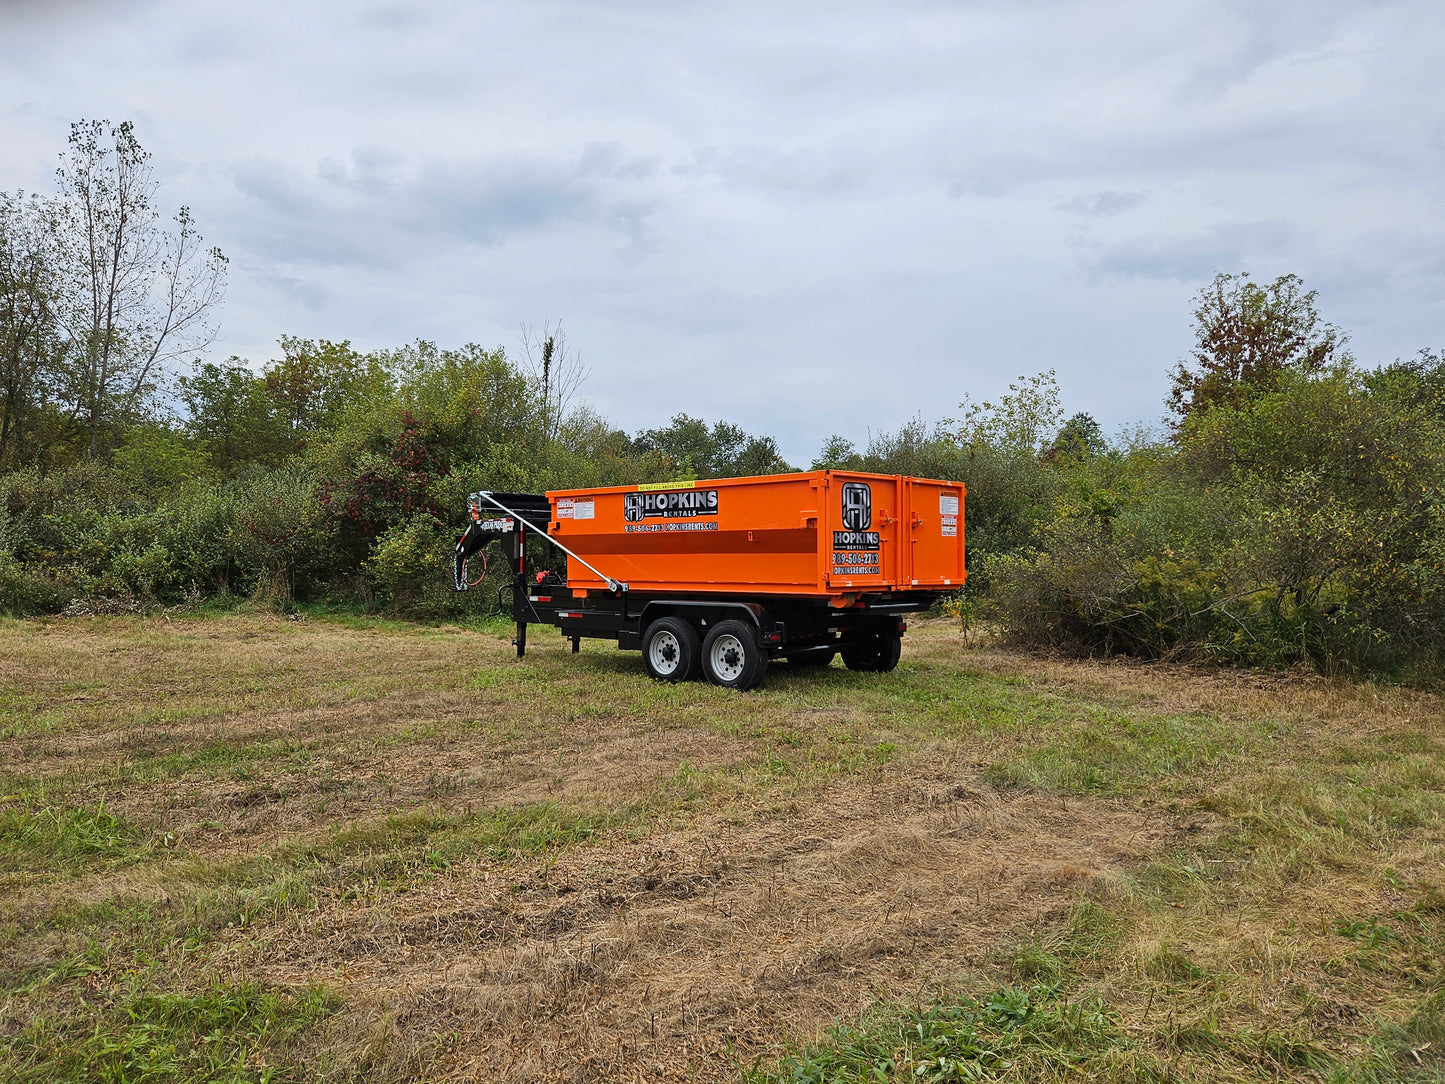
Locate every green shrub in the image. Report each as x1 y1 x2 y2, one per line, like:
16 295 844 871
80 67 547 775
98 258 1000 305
986 367 1445 676
365 515 448 610
0 552 70 615
227 467 328 602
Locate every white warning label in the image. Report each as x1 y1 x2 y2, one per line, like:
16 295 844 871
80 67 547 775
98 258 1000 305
572 499 594 520
939 494 960 516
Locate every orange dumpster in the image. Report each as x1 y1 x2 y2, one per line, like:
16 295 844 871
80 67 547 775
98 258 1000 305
548 471 965 599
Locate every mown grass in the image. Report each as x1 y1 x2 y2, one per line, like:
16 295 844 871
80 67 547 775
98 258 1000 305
1 795 630 1080
747 656 1445 1082
3 966 339 1084
2 614 1443 1081
752 879 1445 1081
748 983 1151 1083
13 800 638 947
0 800 159 874
749 978 1437 1083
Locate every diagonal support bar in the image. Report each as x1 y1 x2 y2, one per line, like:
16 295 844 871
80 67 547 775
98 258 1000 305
473 491 629 594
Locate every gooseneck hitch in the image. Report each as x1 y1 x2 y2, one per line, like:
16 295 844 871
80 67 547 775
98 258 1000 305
472 491 629 595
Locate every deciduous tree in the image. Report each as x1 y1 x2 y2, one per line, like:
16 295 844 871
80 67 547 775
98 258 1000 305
632 413 795 479
518 319 588 443
53 120 227 458
0 192 61 466
179 358 284 473
1168 272 1344 431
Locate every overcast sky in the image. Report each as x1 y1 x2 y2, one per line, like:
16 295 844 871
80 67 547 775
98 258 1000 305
2 0 1441 464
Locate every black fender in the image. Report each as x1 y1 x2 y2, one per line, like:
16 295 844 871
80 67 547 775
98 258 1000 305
637 599 767 636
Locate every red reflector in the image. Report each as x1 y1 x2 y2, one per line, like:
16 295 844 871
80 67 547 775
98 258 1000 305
898 621 908 633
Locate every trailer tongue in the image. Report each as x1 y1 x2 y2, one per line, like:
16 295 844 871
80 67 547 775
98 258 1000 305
453 470 964 691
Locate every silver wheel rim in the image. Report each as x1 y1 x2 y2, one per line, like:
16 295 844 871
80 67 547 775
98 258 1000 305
648 630 683 676
709 634 746 682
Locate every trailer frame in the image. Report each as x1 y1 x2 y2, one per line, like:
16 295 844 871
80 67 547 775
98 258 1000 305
454 487 944 689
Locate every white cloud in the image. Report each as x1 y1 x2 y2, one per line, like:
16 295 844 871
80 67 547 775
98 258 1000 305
1 0 1441 464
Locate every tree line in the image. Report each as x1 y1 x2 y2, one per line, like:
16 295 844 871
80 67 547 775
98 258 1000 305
4 123 1443 680
0 122 792 616
815 274 1445 679
0 327 795 614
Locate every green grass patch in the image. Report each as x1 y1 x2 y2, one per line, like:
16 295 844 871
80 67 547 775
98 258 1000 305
303 799 632 867
0 800 159 873
1 974 339 1084
748 983 1152 1083
165 800 639 933
749 976 1441 1083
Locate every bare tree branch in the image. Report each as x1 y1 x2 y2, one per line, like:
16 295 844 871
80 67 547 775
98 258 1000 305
52 119 227 458
518 318 590 443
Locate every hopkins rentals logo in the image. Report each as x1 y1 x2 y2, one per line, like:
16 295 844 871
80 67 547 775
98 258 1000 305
834 482 879 552
624 487 720 522
833 481 880 575
841 482 871 531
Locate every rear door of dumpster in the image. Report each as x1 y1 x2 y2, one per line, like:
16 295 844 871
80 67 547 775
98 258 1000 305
901 478 966 588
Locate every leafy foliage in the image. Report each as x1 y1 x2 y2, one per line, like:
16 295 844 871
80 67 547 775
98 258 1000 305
0 191 62 469
0 332 790 615
632 412 795 479
1168 272 1345 429
986 363 1445 676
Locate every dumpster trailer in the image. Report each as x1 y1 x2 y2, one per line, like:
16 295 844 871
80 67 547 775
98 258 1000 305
452 471 964 691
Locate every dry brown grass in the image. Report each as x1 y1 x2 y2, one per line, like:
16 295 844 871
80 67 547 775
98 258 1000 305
2 614 1442 1082
218 772 1170 1082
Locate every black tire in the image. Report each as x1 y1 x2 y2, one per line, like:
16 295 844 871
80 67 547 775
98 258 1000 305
875 633 902 672
786 649 835 667
701 619 768 690
642 617 700 683
842 633 902 673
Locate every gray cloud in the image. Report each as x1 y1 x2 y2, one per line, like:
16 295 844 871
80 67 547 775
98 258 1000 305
1060 191 1147 217
359 5 431 31
1089 221 1304 281
2 0 1441 464
228 150 629 265
1169 0 1366 103
404 160 601 245
248 265 330 311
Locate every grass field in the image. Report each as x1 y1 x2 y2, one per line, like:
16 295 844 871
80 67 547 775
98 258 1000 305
0 612 1442 1082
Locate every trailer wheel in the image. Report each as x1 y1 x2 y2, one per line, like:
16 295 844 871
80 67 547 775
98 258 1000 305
842 633 902 673
642 617 700 682
702 620 768 690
